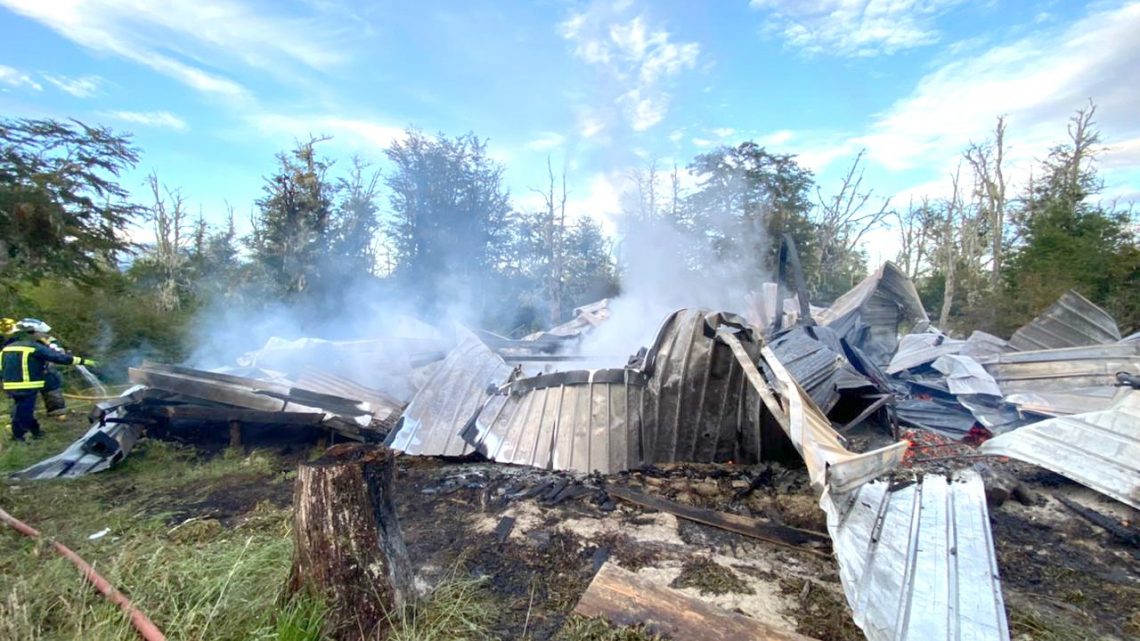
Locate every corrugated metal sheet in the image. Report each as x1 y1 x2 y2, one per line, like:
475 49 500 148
1008 290 1121 351
725 335 907 493
931 354 1002 397
639 309 798 466
463 368 647 474
1003 386 1128 417
976 343 1140 394
767 325 871 415
895 397 978 438
980 392 1140 510
960 331 1010 359
385 330 513 456
821 471 1010 641
12 386 149 480
886 332 964 374
294 368 404 424
815 262 929 366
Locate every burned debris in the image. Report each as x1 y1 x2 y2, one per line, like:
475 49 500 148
10 259 1139 641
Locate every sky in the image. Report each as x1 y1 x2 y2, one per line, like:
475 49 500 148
1 0 1138 265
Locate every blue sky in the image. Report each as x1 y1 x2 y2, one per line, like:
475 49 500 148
1 0 1138 263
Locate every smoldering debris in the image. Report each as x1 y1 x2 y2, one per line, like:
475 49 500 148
14 249 1140 641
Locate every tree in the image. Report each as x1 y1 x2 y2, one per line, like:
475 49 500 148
1002 103 1140 332
329 157 382 278
561 216 619 309
894 197 938 280
964 116 1008 293
384 129 512 318
530 157 568 323
812 149 886 299
140 173 192 311
247 137 337 297
0 118 141 302
685 142 817 285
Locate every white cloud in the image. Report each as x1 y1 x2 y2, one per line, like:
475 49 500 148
0 64 42 91
559 4 699 133
712 127 735 138
854 1 1140 187
750 0 962 57
0 0 352 100
102 110 188 130
525 131 566 151
43 74 102 98
691 137 715 148
567 172 624 235
250 113 405 151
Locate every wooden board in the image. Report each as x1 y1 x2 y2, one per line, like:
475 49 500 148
574 562 818 641
605 485 830 551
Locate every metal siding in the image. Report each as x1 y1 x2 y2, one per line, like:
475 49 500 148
385 331 513 456
822 472 1010 641
464 371 646 474
1008 290 1121 351
979 392 1140 509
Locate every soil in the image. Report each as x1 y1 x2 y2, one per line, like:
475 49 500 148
83 437 1139 641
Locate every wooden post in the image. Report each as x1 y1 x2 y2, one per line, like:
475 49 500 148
288 443 413 640
228 420 242 450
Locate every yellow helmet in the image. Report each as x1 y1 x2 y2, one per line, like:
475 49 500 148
0 318 16 335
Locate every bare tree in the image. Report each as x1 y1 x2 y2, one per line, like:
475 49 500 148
530 156 569 323
147 172 191 311
814 149 892 266
894 197 937 280
939 166 964 329
964 116 1008 292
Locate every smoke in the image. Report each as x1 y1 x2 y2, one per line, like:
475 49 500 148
579 169 771 359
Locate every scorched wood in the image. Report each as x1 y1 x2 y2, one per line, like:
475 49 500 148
288 444 413 640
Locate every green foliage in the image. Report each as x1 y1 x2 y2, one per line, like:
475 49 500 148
0 119 141 292
1000 111 1140 334
686 142 817 277
385 129 513 318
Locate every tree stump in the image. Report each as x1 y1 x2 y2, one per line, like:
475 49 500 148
288 443 413 640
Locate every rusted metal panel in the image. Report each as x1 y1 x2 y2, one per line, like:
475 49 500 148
1008 290 1121 351
385 330 513 457
980 392 1140 509
821 471 1010 641
815 262 929 366
464 368 647 474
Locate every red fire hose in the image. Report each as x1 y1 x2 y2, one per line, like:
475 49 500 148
0 507 167 641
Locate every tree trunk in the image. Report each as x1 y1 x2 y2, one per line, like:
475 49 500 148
288 443 414 640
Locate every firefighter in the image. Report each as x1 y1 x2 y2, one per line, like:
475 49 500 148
1 318 96 441
2 317 70 415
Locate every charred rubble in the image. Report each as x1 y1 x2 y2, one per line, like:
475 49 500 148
12 241 1140 641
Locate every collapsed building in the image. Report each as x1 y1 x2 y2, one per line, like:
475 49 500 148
13 255 1140 641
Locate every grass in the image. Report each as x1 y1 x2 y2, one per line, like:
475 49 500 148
0 407 320 641
387 572 497 641
669 558 753 596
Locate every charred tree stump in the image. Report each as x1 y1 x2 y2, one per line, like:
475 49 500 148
288 443 413 640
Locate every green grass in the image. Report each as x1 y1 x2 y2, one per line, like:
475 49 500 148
387 572 497 641
0 410 324 641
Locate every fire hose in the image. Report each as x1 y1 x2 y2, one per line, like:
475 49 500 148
0 507 166 641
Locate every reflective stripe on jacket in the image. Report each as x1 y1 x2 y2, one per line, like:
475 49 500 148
1 339 80 391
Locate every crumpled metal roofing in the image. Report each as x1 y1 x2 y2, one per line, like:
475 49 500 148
931 354 1002 397
821 471 1010 641
976 343 1140 394
886 332 964 374
1008 290 1121 351
462 368 648 474
638 309 792 466
385 330 513 457
815 262 929 366
11 386 149 480
767 325 870 415
1003 386 1129 417
980 391 1140 510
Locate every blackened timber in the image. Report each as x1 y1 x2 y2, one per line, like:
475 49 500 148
152 405 325 425
605 485 830 552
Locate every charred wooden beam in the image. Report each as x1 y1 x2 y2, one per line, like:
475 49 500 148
605 485 830 553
